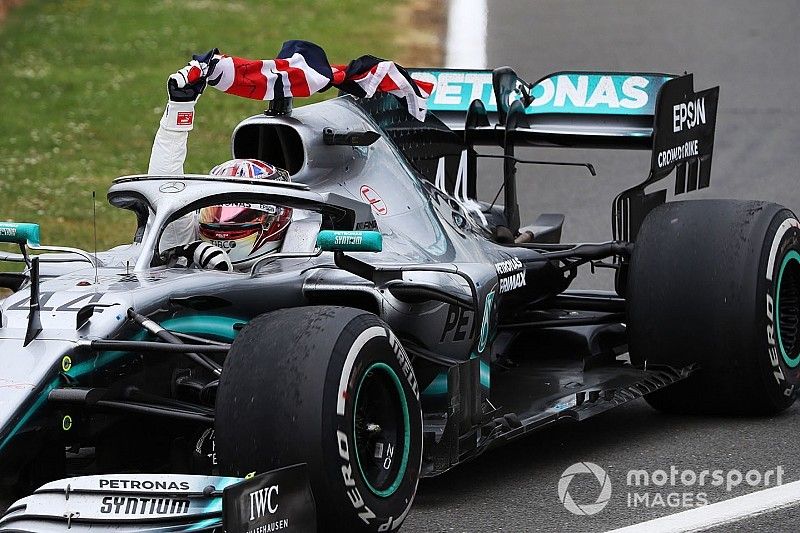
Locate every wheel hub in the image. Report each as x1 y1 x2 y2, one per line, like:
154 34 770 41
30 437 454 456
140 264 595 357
353 362 410 498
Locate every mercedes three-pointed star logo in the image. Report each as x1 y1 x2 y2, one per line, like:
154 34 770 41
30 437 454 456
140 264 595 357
159 181 186 193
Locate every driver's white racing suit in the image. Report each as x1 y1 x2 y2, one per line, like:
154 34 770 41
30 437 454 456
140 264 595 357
147 94 200 250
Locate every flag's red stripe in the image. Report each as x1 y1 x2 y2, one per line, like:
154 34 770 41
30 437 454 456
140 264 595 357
228 57 268 100
274 58 311 97
414 79 434 95
377 75 400 93
331 65 347 84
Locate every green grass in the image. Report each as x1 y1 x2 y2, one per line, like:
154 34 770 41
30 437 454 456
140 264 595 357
0 0 402 251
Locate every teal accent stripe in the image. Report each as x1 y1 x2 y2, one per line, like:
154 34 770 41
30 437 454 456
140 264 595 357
184 517 223 531
0 315 244 454
422 372 448 396
421 359 490 397
0 378 59 454
480 359 490 389
776 251 800 368
160 315 241 341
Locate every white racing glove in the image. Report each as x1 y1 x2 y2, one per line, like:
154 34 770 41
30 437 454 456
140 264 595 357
182 241 233 272
159 49 219 132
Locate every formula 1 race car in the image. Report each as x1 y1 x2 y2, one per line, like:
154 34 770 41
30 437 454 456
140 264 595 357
1 67 798 532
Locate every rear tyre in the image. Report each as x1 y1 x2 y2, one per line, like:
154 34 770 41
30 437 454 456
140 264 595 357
215 306 422 532
627 200 799 415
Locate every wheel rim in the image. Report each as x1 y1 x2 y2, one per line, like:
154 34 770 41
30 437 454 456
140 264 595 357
776 250 800 368
353 362 410 498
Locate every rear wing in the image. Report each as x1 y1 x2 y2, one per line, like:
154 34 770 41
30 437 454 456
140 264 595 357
412 68 674 149
409 68 719 239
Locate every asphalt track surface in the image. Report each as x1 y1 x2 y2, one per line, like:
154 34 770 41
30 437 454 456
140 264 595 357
403 1 800 532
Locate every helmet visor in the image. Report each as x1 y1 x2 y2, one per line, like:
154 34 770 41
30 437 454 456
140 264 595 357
198 203 292 255
199 205 275 225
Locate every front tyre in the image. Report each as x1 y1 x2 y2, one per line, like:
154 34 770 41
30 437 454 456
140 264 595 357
628 200 799 415
215 306 422 532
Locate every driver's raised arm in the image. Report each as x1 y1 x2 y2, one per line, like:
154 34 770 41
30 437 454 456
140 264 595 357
148 50 217 175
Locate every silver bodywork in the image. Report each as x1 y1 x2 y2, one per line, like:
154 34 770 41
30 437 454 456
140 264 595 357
0 95 530 495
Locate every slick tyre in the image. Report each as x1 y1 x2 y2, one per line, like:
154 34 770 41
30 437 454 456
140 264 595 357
216 306 422 532
627 200 799 415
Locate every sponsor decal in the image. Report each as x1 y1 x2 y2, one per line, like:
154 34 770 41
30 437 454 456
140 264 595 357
210 202 279 210
494 256 527 294
657 140 699 169
478 290 495 353
248 485 279 520
765 293 788 389
672 97 707 133
440 305 474 343
335 234 363 246
211 239 237 250
494 256 523 275
223 464 315 533
355 220 378 231
765 219 800 397
412 70 672 116
529 75 653 112
99 496 190 515
388 329 419 398
0 227 16 237
360 185 388 215
337 430 377 525
176 111 194 126
99 479 191 491
61 355 72 372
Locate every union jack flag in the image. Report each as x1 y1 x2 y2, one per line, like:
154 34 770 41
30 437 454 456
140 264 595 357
206 40 434 121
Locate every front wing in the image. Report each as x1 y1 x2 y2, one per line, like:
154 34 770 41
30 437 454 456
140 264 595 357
0 467 316 532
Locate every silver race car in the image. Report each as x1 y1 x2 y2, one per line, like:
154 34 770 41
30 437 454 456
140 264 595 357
1 67 798 532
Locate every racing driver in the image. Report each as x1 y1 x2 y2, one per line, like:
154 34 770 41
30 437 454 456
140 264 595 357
148 51 292 272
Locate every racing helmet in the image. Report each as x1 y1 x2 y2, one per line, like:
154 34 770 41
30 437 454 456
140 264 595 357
198 159 293 268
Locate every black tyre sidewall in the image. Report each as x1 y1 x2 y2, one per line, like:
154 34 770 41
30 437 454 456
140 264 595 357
757 210 800 407
319 314 422 532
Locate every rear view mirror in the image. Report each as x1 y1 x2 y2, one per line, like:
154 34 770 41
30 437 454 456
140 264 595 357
316 230 382 252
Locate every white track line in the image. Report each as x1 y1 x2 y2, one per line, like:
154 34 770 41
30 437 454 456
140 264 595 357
606 480 800 533
445 0 487 69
